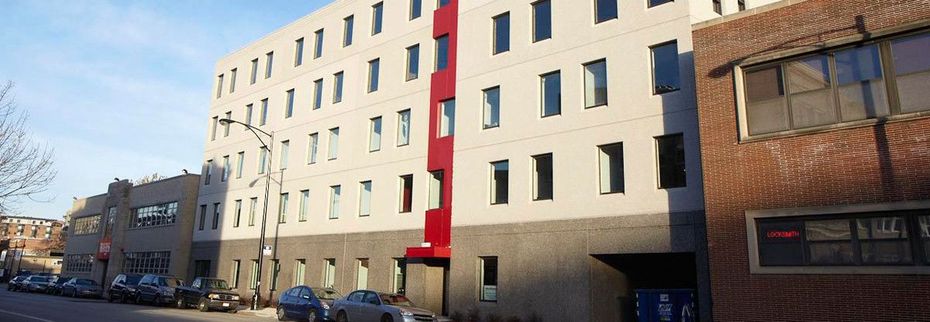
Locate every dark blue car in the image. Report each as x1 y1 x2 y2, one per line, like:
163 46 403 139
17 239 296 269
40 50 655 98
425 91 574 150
277 286 342 322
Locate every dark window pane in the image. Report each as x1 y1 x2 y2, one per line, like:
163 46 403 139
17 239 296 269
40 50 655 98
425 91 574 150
438 0 450 8
595 0 617 23
857 217 912 264
343 16 354 47
919 216 930 262
493 13 510 54
806 219 854 265
410 0 422 20
314 29 324 58
598 143 624 194
584 60 608 108
541 72 561 117
483 87 500 129
834 45 889 121
745 66 789 135
368 59 380 92
491 161 509 204
533 0 551 42
407 45 420 81
891 33 930 113
808 242 855 265
372 3 383 35
400 175 413 213
656 134 685 189
533 154 553 200
436 35 449 71
651 42 680 94
757 220 805 266
787 55 836 128
649 0 673 8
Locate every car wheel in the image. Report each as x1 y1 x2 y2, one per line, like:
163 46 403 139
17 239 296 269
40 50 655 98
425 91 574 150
381 314 394 322
71 289 77 298
307 310 317 322
176 297 187 309
121 293 128 304
336 311 348 322
198 298 210 312
276 306 287 321
107 293 115 303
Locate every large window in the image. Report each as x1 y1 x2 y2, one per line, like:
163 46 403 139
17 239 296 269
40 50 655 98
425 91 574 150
397 109 411 146
294 259 306 286
479 257 498 302
651 41 680 94
359 181 372 217
216 74 224 99
493 13 510 55
285 89 295 118
236 151 244 179
250 58 258 84
212 203 221 230
393 258 407 294
313 79 324 110
490 160 509 205
328 127 340 160
65 254 94 273
323 259 336 288
595 0 617 24
230 260 240 288
356 258 369 289
368 58 380 93
278 193 289 224
250 260 259 290
532 0 551 42
429 170 444 210
234 200 242 228
123 251 171 275
299 190 310 222
198 204 206 231
371 3 383 35
130 202 178 229
343 15 354 47
314 29 324 59
743 32 930 136
221 155 230 182
369 116 382 152
265 51 274 79
258 148 268 174
533 153 553 200
280 140 290 170
260 98 269 125
329 185 341 219
333 72 344 103
399 174 413 213
598 143 624 194
440 99 455 137
757 211 930 267
294 38 304 66
245 104 253 126
406 44 420 81
436 35 449 71
584 59 608 108
308 133 319 164
229 69 237 93
248 198 258 226
541 71 561 117
269 259 280 291
656 134 686 189
410 0 422 20
73 215 101 235
483 86 500 129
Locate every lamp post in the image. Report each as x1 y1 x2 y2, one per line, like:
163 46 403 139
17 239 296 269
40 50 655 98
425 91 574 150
218 118 274 310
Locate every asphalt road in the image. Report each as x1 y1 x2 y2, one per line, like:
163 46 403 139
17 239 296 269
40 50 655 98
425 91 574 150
0 285 276 322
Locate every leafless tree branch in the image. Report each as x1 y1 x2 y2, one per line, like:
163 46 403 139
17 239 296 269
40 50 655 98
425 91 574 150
0 81 57 212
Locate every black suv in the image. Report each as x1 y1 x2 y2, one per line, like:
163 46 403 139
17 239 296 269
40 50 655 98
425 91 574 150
136 274 183 306
108 273 144 303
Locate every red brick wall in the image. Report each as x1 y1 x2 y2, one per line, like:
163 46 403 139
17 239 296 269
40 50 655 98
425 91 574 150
692 1 930 321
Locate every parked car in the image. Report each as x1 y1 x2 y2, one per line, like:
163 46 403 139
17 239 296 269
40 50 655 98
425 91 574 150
62 278 102 298
21 275 52 293
174 277 240 313
332 290 437 322
277 286 342 321
107 273 144 303
46 276 71 295
136 274 183 306
7 276 26 291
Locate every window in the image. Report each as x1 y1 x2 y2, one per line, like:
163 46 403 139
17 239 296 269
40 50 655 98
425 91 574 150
368 58 380 93
250 58 259 84
595 0 618 23
258 148 268 174
410 0 422 20
198 204 206 231
479 257 498 302
250 260 259 290
598 143 624 194
490 161 509 205
313 79 324 110
436 35 449 71
533 154 553 200
308 133 319 164
130 202 179 228
194 261 211 279
437 99 456 137
712 0 721 14
329 185 341 219
493 13 510 55
294 259 306 286
372 3 384 35
343 15 354 47
265 52 274 79
532 0 552 42
429 170 444 209
216 74 224 99
230 260 240 288
234 200 242 228
248 198 258 226
73 215 101 235
221 155 230 182
438 0 450 8
328 127 340 160
294 38 304 66
356 259 370 289
279 193 289 223
323 259 336 288
223 111 232 137
299 190 310 222
584 59 608 108
359 181 373 217
314 29 324 59
890 33 930 113
393 258 407 294
399 174 413 213
656 134 686 189
269 259 280 291
229 69 237 93
204 159 213 185
397 109 411 146
738 0 746 10
541 71 561 117
651 41 680 94
65 254 94 273
260 98 269 125
210 116 218 141
483 86 501 129
333 72 344 103
122 251 171 275
280 140 290 170
406 44 420 81
212 203 221 230
649 0 673 8
369 117 382 152
285 89 295 118
236 151 245 179
245 104 254 127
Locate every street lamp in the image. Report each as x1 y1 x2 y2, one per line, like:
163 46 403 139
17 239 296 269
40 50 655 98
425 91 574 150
218 118 274 310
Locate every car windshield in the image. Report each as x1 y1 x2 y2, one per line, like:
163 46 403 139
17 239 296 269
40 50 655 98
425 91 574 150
204 279 229 290
77 279 97 286
160 278 181 287
380 294 414 307
32 277 49 282
312 288 342 300
125 275 142 285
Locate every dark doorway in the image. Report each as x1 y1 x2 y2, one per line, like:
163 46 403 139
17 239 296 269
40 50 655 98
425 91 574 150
194 260 211 279
590 252 698 321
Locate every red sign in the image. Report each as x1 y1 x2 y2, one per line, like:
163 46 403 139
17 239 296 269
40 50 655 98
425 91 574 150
97 238 111 260
765 230 801 239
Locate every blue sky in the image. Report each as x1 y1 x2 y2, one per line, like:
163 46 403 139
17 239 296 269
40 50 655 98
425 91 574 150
0 0 329 219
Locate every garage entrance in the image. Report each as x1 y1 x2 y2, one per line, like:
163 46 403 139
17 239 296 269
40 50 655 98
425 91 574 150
590 252 698 322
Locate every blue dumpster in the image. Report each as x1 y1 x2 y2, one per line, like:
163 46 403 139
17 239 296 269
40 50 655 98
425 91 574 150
635 289 697 322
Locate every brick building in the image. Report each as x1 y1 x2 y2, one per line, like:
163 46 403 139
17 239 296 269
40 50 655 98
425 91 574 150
0 215 66 277
692 0 930 321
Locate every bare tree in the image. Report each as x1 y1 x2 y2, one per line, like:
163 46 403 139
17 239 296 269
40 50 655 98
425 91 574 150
134 172 167 185
0 81 56 212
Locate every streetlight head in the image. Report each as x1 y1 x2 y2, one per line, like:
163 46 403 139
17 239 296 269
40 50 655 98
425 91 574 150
218 118 233 125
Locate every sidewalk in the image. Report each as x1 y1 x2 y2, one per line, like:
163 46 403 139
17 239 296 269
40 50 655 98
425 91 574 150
236 306 277 319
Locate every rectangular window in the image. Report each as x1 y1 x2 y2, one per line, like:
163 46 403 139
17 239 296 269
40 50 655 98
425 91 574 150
836 45 889 122
649 0 673 8
479 257 498 302
440 99 455 137
393 258 407 294
493 13 510 55
258 148 268 174
343 15 354 47
372 3 383 35
313 79 323 110
245 104 254 127
121 251 172 275
299 190 310 222
712 0 722 14
329 185 341 219
406 44 420 81
309 29 322 61
436 35 449 71
280 140 290 170
229 68 237 93
285 89 295 118
294 259 306 286
236 151 245 179
250 260 259 290
269 259 280 291
204 159 213 185
265 52 274 79
651 41 680 94
532 0 552 42
438 0 450 8
248 198 258 226
359 181 372 217
65 254 95 273
250 58 259 84
356 259 370 289
328 127 340 160
397 109 411 146
233 200 242 228
260 98 268 125
368 58 380 93
595 0 618 23
221 155 230 182
584 59 608 108
130 202 179 228
223 111 232 137
410 0 422 20
893 33 930 113
490 161 509 205
598 143 624 194
333 72 344 103
216 74 224 99
323 259 336 288
210 116 218 141
656 134 686 189
738 0 746 11
483 86 500 129
533 153 553 200
230 260 240 288
308 133 319 164
278 193 289 223
294 38 304 66
541 71 561 117
212 203 221 230
198 205 206 231
399 174 413 213
429 170 444 210
369 117 382 152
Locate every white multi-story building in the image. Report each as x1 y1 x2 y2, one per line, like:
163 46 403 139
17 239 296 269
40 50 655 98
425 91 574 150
193 0 776 320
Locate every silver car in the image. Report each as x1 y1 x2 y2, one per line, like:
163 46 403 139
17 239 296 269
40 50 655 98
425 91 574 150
332 290 436 322
62 278 103 298
22 276 51 293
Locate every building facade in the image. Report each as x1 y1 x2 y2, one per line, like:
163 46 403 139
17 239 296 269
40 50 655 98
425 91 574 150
63 175 200 286
194 0 777 320
0 216 65 278
693 0 930 321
